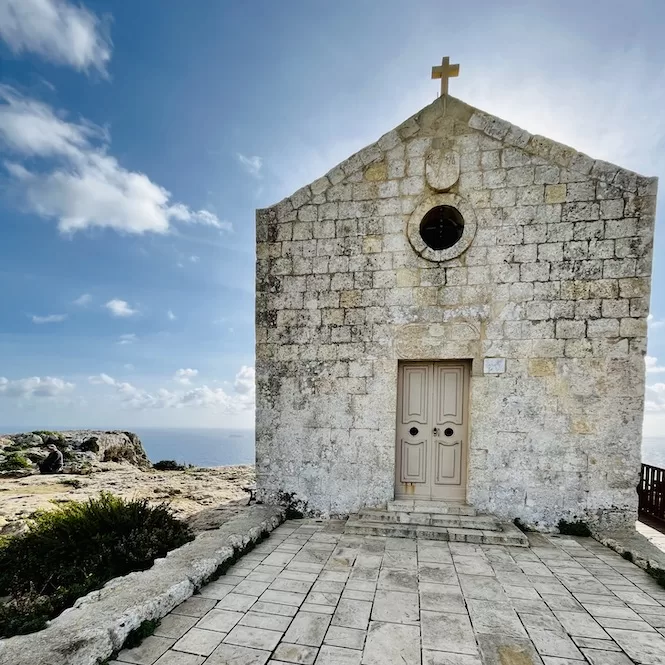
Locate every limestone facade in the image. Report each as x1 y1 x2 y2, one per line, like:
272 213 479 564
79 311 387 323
255 96 657 530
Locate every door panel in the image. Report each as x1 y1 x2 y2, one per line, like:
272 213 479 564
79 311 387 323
401 438 427 483
402 365 429 424
396 361 468 501
395 363 430 498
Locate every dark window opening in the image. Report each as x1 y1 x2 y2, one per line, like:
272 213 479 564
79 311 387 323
419 205 464 251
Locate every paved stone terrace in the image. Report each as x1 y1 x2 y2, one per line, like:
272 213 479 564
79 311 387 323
113 519 665 665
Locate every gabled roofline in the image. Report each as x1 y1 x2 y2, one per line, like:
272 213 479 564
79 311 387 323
260 95 657 217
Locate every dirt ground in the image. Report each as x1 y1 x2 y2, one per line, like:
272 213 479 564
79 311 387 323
0 463 256 535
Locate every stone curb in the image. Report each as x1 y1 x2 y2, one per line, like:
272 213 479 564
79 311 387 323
0 505 285 665
595 527 665 581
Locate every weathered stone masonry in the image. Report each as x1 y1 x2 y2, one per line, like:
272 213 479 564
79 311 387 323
255 95 657 530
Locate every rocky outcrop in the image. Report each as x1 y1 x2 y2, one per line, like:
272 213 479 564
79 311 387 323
0 430 151 475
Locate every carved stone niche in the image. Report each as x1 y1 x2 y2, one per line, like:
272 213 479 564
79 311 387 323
425 150 460 191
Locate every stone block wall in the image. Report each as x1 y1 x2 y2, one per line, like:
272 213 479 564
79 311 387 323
255 96 657 530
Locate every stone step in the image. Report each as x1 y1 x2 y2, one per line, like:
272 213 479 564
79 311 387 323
357 509 501 531
344 519 529 547
387 500 477 516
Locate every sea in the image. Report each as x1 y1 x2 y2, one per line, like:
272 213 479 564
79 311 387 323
4 427 665 469
132 428 255 466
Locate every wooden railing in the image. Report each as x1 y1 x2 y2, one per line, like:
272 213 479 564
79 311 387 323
639 463 665 523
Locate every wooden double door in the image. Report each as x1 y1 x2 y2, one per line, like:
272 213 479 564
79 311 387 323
395 361 469 501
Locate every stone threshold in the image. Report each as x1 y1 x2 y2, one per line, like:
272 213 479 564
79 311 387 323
0 505 284 665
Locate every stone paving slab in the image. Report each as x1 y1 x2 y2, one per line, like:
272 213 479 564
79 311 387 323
126 519 665 665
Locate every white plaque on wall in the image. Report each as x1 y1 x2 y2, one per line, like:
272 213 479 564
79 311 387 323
483 358 506 374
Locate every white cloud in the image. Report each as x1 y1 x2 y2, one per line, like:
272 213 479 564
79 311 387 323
234 365 255 397
73 293 92 306
189 255 200 263
646 356 665 374
0 375 74 398
0 0 111 74
237 153 263 178
648 315 665 330
31 313 67 324
118 333 137 345
174 368 198 385
646 382 665 413
167 309 176 321
105 299 138 317
0 86 230 235
88 366 254 412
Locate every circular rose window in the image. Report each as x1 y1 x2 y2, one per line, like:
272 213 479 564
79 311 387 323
419 205 464 251
407 193 477 263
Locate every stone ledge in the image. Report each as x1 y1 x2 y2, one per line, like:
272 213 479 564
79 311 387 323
0 505 285 665
595 525 665 580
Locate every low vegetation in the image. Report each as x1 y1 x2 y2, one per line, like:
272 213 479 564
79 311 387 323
0 492 194 638
557 519 592 537
153 459 187 471
0 453 32 472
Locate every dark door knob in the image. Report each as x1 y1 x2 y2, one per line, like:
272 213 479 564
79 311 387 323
409 427 418 436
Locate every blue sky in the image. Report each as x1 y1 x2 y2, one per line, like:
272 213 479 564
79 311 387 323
0 0 664 433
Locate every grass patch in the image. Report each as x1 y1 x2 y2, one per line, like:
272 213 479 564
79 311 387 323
513 517 533 533
557 519 592 537
0 492 193 638
123 619 161 649
0 453 32 471
153 459 186 471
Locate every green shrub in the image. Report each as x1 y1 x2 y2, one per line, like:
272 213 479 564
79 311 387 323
557 519 592 537
123 619 161 649
513 517 533 533
622 550 634 563
32 431 64 439
153 459 186 471
0 453 32 471
0 492 193 638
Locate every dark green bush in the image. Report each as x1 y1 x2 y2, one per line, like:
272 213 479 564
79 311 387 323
0 453 32 471
153 460 186 471
0 492 193 638
513 517 533 533
123 619 161 649
557 519 592 537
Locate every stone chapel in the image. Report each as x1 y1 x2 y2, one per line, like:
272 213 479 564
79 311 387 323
255 71 657 532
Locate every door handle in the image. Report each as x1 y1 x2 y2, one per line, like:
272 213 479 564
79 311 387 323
433 427 439 436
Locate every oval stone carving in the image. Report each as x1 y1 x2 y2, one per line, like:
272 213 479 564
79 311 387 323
425 150 460 191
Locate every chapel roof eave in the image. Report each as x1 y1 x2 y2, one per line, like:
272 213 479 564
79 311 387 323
258 94 658 219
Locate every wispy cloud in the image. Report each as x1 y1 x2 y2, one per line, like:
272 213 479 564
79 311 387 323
189 255 200 263
0 0 112 75
648 315 665 330
237 153 263 178
117 333 137 345
174 368 198 385
73 293 92 306
105 299 138 317
167 310 176 321
0 86 228 235
234 365 254 397
0 375 74 398
89 367 254 412
30 313 67 324
646 356 665 374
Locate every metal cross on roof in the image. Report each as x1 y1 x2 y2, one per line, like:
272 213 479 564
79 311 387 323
431 56 460 98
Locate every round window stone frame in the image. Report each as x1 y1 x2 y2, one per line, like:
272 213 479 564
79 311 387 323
407 193 477 262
